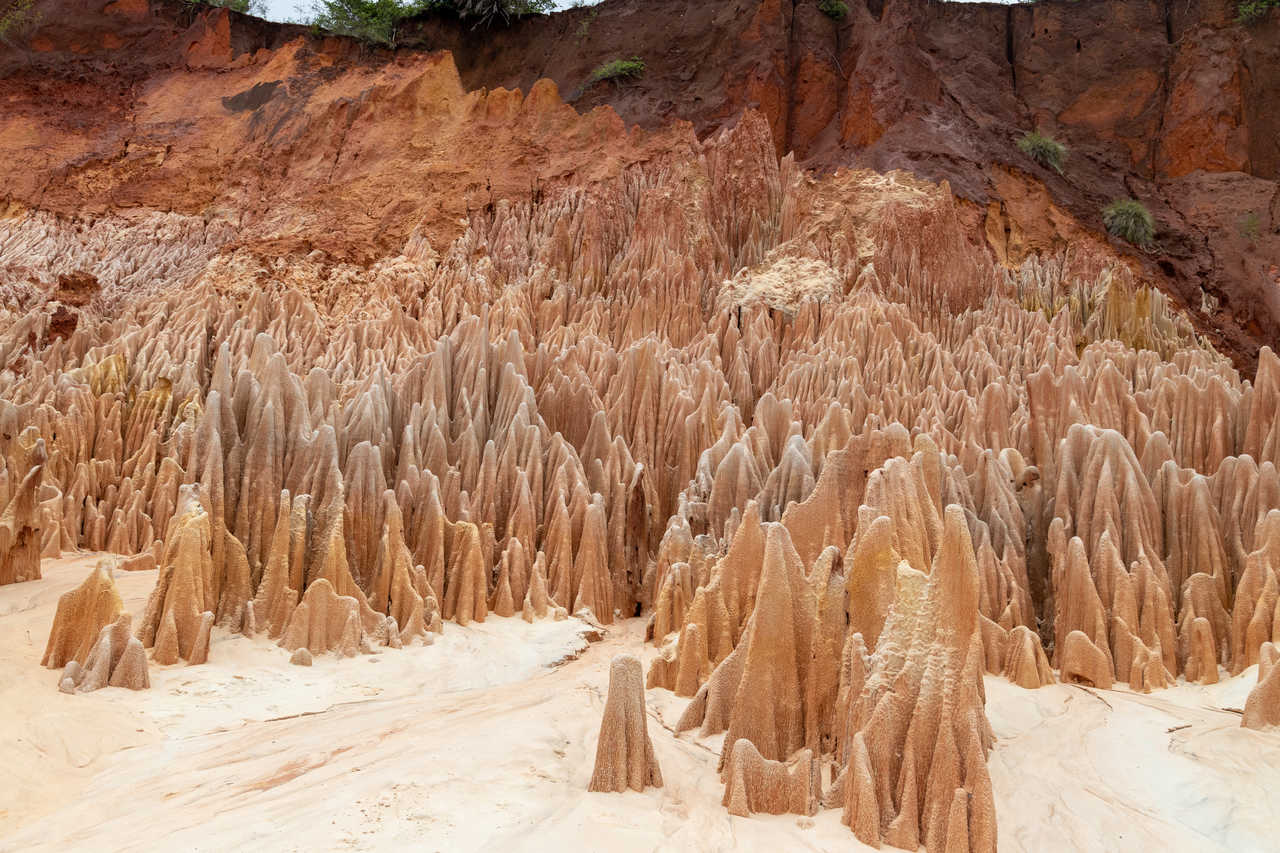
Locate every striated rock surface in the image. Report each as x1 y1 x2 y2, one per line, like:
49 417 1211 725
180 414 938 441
722 738 818 817
1242 642 1280 731
3 0 1280 845
588 655 662 793
60 612 150 692
42 565 124 669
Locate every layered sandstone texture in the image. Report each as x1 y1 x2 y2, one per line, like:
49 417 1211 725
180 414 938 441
588 654 663 792
2 0 1280 850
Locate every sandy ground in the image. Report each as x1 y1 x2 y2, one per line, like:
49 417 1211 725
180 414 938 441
2 555 1279 852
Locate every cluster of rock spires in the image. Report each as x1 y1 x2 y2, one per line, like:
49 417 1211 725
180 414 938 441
3 108 1280 847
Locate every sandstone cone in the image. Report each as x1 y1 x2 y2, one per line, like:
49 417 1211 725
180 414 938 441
1001 626 1055 689
61 612 150 692
674 520 824 768
721 738 817 817
836 505 996 853
278 579 364 657
139 493 219 665
588 655 662 793
1061 630 1115 689
443 521 488 626
521 551 555 622
249 490 300 639
1242 642 1280 730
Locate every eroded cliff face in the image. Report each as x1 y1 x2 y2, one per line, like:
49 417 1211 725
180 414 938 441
3 1 1277 365
435 0 1280 367
0 0 705 265
5 2 1280 849
430 0 1280 371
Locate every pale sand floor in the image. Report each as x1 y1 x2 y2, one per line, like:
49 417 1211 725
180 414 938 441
1 554 1278 852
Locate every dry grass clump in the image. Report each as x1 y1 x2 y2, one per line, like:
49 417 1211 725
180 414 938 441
1103 198 1155 247
1017 131 1068 174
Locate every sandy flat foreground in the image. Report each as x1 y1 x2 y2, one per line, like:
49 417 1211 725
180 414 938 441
1 555 1278 853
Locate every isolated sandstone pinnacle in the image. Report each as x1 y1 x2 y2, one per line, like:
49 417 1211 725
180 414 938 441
588 655 663 793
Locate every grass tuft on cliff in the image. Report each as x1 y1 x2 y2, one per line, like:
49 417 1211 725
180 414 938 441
1103 199 1156 248
1017 131 1068 175
1237 0 1279 24
589 57 646 86
818 0 848 20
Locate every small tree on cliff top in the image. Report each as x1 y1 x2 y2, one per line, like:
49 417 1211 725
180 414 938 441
305 0 553 46
185 0 268 17
306 0 431 45
0 0 40 44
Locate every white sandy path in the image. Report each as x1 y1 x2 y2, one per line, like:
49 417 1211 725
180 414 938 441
986 675 1280 853
3 554 1280 852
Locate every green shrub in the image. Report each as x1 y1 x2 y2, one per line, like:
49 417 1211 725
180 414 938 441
1103 199 1156 248
1017 131 1068 175
185 0 267 16
306 0 427 45
588 57 646 86
0 0 40 43
1238 0 1279 24
306 0 552 46
450 0 553 27
818 0 848 19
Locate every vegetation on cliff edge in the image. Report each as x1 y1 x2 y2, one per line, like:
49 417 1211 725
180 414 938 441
306 0 553 46
186 0 268 16
1238 0 1279 24
0 0 39 43
588 57 646 86
1017 131 1068 175
1103 199 1156 248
